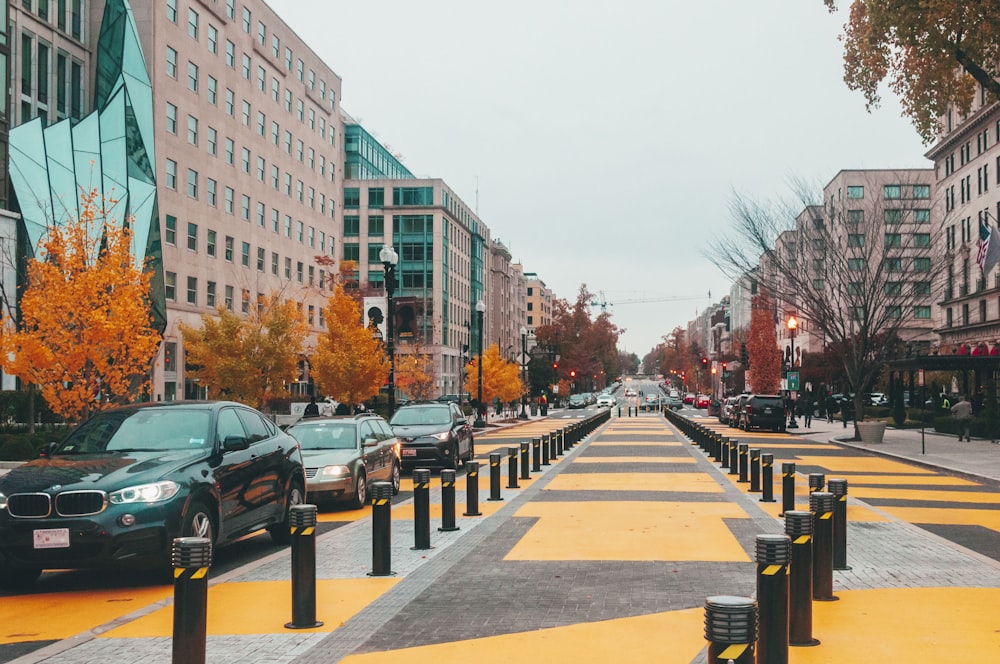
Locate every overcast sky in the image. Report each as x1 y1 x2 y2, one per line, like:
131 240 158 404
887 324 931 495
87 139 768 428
268 0 929 357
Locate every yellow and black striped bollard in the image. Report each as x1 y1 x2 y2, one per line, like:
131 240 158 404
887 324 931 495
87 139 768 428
172 536 212 664
285 504 323 629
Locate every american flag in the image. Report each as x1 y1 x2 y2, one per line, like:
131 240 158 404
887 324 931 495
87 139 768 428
977 222 992 270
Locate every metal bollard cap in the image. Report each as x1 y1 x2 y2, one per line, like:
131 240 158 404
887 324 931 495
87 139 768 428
809 491 836 513
440 469 457 483
808 472 826 490
412 468 432 484
465 460 480 473
288 503 318 528
738 443 748 451
490 451 501 461
827 478 848 497
171 536 213 569
784 510 813 536
755 534 791 564
370 480 394 501
704 595 758 643
520 441 530 450
781 462 796 473
750 448 761 458
761 453 773 463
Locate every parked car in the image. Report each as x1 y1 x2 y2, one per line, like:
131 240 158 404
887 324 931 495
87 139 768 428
683 393 696 404
0 401 306 588
695 394 711 409
287 413 400 509
719 396 740 424
733 394 752 428
665 395 684 410
596 394 616 408
625 388 638 397
869 392 888 407
389 402 474 471
741 395 787 432
568 394 589 409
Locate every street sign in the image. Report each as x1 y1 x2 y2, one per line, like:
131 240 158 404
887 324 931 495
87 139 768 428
787 372 800 391
918 369 925 387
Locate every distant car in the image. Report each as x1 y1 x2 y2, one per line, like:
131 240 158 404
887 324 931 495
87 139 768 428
683 393 696 404
0 401 306 588
665 396 684 410
596 394 616 408
669 389 680 399
741 395 787 432
568 394 589 409
287 413 401 509
719 396 740 424
625 388 637 397
434 394 462 404
389 402 474 471
695 394 711 409
583 392 597 405
869 392 888 406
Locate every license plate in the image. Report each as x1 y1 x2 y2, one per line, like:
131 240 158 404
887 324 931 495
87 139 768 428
401 449 416 457
34 528 70 549
764 408 772 414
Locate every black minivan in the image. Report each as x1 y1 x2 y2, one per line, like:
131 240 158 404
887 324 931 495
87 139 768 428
742 395 787 432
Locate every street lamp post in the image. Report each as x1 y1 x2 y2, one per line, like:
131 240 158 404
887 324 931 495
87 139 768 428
519 326 528 419
474 300 486 428
380 245 399 419
787 315 798 429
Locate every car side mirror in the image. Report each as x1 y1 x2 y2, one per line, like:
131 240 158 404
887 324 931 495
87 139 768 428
222 434 250 451
363 437 379 447
39 441 59 458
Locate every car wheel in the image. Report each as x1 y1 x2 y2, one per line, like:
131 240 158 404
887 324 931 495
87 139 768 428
0 563 41 589
350 470 368 509
182 501 215 543
390 461 401 496
446 442 459 471
268 481 305 545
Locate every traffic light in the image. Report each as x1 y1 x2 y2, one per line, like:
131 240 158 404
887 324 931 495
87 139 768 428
553 362 559 369
721 362 727 372
570 370 576 378
741 343 749 365
701 357 708 366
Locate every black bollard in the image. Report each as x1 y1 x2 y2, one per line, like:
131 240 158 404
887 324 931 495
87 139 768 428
532 437 542 472
704 595 757 664
520 442 531 480
507 447 519 489
556 429 565 456
756 534 791 664
809 491 838 602
412 468 433 550
780 462 796 516
760 453 776 503
463 461 482 516
738 443 749 483
828 478 851 570
488 452 503 501
369 481 394 576
749 449 762 493
784 510 819 647
729 439 740 476
541 433 551 466
172 536 212 664
439 469 460 532
721 437 731 469
285 504 323 629
549 430 558 459
808 473 825 494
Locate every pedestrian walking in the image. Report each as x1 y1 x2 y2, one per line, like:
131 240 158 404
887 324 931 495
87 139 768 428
302 396 319 419
802 395 813 428
840 395 851 428
826 393 837 423
951 395 973 441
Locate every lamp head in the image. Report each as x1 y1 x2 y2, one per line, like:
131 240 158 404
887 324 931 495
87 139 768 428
475 300 486 313
787 315 798 331
520 326 527 336
379 245 398 266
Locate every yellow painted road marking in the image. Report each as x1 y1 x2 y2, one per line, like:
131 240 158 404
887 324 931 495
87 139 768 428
339 607 705 663
881 506 1000 534
509 501 751 562
544 472 723 493
793 456 934 475
829 474 978 486
847 486 1000 504
571 456 695 464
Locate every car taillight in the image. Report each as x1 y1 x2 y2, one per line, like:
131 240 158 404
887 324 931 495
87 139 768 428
746 405 752 414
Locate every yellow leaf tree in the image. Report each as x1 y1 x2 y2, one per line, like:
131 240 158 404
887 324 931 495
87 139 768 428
395 352 436 401
0 191 162 423
179 293 308 410
312 284 388 407
464 344 524 415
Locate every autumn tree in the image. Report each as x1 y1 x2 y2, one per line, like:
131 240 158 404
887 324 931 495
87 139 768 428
312 283 387 407
395 352 436 401
824 1 1000 142
180 293 308 410
463 344 524 417
0 191 162 423
746 290 781 394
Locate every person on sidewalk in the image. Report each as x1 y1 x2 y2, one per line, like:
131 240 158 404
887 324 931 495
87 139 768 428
801 394 813 428
826 393 837 423
951 395 973 441
302 396 319 419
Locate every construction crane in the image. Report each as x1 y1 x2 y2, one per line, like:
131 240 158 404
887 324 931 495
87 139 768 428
590 291 707 312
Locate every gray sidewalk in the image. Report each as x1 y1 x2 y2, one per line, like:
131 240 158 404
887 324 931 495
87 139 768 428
785 414 1000 484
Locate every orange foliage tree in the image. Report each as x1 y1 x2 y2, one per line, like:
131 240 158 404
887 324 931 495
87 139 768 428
395 352 436 401
179 293 308 410
463 344 524 416
312 283 388 407
0 191 161 423
747 290 781 394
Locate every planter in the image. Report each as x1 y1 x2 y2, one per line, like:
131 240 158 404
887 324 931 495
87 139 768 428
856 420 887 444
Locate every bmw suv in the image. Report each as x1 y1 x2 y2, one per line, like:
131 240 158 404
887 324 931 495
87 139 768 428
389 402 474 471
0 401 306 588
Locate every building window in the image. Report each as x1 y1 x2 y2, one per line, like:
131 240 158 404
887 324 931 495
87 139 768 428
886 306 902 319
241 54 251 79
344 188 360 208
166 46 177 78
208 25 218 54
284 256 292 278
914 305 931 319
914 209 931 223
224 236 234 262
207 126 217 155
187 115 198 145
393 187 434 206
187 8 199 40
257 247 265 271
884 209 902 224
884 258 903 272
225 88 234 116
271 252 279 275
165 102 177 133
225 285 234 311
224 187 234 214
206 281 216 308
257 156 265 181
187 62 198 91
241 195 250 221
165 215 177 245
883 184 901 199
914 257 932 272
165 159 177 189
913 281 931 295
207 178 217 206
241 147 250 173
344 216 360 236
207 75 217 104
225 40 235 68
846 209 864 224
165 272 176 300
913 233 931 247
847 234 865 247
847 186 864 199
167 0 177 22
186 276 197 305
207 229 216 257
343 244 360 262
884 282 902 296
225 138 234 165
186 169 198 199
884 233 901 248
369 188 385 208
913 184 930 199
242 6 251 32
848 258 866 271
368 215 384 235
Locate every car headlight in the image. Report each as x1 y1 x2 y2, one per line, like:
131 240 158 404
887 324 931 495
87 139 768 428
0 493 6 510
432 432 451 441
320 465 350 477
109 480 180 505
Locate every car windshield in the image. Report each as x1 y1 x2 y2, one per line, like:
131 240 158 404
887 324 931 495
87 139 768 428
289 423 357 450
391 407 452 426
58 409 212 454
